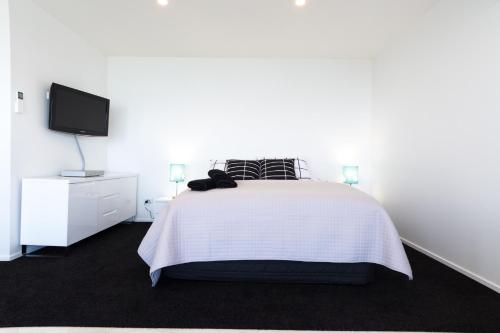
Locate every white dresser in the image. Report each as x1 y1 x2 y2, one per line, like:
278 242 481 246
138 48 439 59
20 173 137 247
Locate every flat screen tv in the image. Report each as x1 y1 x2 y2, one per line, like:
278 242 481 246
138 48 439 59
49 83 110 136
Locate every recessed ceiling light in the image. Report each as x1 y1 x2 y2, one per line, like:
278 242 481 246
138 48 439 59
295 0 306 7
157 0 168 6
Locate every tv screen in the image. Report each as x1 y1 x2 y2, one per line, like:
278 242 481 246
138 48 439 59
49 83 110 136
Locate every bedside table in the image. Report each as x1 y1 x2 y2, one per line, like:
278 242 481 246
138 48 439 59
153 197 171 221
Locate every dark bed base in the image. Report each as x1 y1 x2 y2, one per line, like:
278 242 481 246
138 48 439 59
163 261 375 285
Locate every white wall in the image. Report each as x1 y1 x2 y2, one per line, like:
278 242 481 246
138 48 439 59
108 58 373 220
373 0 500 291
2 0 108 258
0 0 12 260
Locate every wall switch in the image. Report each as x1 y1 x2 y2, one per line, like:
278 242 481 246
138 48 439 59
14 92 24 114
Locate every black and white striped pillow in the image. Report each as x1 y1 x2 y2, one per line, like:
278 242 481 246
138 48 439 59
259 159 297 180
226 159 261 180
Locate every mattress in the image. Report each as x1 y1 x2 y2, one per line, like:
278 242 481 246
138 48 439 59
138 180 413 286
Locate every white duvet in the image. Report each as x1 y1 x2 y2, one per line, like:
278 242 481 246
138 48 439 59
138 180 413 286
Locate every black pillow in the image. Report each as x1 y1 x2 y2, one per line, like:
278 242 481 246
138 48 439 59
187 178 217 191
259 159 297 180
208 169 237 188
226 160 260 180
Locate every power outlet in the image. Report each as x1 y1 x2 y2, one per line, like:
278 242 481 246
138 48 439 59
14 92 24 114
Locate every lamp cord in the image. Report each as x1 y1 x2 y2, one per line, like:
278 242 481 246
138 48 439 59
144 202 154 220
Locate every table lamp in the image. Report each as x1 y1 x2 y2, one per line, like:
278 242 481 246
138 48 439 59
343 165 359 186
169 164 186 197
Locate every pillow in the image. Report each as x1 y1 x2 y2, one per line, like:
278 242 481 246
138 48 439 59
226 159 261 180
258 157 312 180
209 159 228 171
294 158 312 180
259 159 297 180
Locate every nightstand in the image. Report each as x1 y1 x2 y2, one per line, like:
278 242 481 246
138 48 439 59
153 197 171 221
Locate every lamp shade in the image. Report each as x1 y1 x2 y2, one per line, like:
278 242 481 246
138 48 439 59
169 164 186 183
343 165 359 185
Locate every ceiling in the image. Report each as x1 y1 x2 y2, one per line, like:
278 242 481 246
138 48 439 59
32 0 438 58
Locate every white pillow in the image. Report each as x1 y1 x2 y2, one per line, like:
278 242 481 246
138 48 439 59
209 159 228 171
294 158 312 180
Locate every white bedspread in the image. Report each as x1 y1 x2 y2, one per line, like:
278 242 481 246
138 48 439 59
138 180 413 286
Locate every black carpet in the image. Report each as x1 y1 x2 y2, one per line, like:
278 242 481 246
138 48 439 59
0 223 499 332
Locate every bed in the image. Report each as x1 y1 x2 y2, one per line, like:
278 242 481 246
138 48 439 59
138 180 413 286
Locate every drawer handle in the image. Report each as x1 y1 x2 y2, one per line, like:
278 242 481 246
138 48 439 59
102 209 118 217
101 194 119 200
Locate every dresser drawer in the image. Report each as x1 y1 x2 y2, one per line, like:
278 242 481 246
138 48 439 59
96 178 123 197
99 193 120 215
68 182 99 245
98 207 121 231
96 177 137 230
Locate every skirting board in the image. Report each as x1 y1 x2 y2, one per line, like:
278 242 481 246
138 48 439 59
401 237 499 294
0 251 22 261
133 217 154 223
